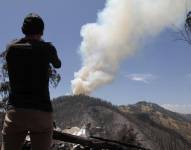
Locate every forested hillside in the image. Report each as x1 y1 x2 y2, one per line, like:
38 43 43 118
52 95 191 150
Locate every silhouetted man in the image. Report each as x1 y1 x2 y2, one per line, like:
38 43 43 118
1 13 61 150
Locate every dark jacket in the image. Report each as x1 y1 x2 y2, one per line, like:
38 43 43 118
6 38 61 112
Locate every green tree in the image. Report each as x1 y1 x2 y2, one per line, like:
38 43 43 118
177 11 191 45
184 11 191 44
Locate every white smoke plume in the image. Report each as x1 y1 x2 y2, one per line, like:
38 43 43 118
71 0 191 95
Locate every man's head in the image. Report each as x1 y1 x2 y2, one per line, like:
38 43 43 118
22 13 44 37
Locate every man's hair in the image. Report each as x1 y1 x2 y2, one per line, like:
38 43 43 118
22 13 44 36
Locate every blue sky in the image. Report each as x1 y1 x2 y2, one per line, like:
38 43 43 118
0 0 191 113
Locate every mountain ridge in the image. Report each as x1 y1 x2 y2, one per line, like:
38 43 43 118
52 95 191 150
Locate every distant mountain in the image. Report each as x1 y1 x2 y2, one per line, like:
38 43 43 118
52 95 191 150
121 101 190 122
181 114 191 122
119 101 191 144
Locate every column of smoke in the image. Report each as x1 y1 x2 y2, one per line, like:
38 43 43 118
71 0 191 95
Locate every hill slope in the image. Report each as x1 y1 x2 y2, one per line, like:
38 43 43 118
52 95 191 150
119 101 191 142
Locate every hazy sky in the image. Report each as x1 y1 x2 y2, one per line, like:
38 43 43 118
0 0 191 113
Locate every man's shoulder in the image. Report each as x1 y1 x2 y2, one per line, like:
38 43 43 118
7 38 22 48
28 40 55 50
43 41 56 49
6 39 56 52
9 38 21 44
7 38 32 50
41 42 57 54
1 39 22 58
